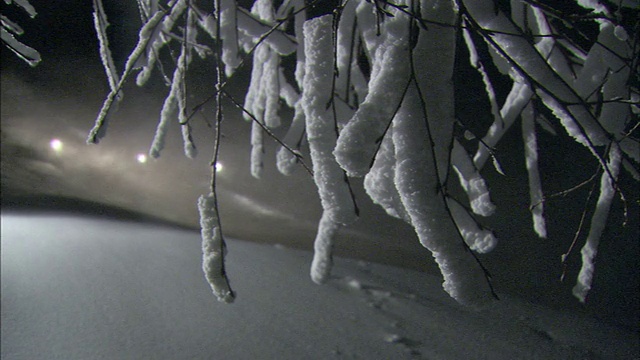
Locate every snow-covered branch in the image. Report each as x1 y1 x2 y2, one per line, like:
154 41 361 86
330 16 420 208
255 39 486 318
72 0 640 306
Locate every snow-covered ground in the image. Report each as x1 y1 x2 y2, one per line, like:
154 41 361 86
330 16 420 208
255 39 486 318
1 213 638 359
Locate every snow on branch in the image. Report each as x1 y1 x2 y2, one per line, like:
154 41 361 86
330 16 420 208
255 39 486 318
198 193 235 303
149 8 197 159
310 212 342 284
88 10 167 144
136 0 188 86
573 143 622 303
393 84 494 306
217 0 241 76
364 127 410 223
334 5 412 177
521 102 547 238
1 0 40 66
236 6 296 55
451 140 495 217
92 0 120 94
303 14 359 282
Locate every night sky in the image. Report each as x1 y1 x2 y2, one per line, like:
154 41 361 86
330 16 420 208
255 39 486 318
1 1 638 328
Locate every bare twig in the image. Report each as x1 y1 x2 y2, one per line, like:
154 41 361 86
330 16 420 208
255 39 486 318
222 90 314 177
559 163 600 282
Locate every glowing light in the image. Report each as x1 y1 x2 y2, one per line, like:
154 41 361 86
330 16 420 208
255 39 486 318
215 162 223 172
50 139 63 152
137 153 148 164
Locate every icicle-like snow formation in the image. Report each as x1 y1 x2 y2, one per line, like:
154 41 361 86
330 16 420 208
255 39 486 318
303 15 358 283
521 102 547 238
276 101 305 175
310 212 342 284
393 85 493 306
149 6 197 159
250 120 265 178
334 0 364 108
448 199 497 253
198 193 235 303
573 144 622 303
394 0 493 306
334 8 411 177
81 0 637 307
302 15 357 225
217 0 240 77
242 0 285 178
473 82 533 169
179 8 198 159
364 128 410 223
572 20 638 163
275 0 307 176
451 140 495 217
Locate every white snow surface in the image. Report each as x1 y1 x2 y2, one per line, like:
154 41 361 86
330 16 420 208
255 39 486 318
1 213 638 360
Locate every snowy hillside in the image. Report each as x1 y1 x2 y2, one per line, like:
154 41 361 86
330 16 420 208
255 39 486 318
2 213 637 359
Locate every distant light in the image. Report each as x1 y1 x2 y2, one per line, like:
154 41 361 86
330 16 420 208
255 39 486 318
50 139 63 152
215 162 223 172
137 153 147 163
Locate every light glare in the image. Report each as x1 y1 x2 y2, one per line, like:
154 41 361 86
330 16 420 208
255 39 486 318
137 154 147 163
215 162 223 172
50 139 63 152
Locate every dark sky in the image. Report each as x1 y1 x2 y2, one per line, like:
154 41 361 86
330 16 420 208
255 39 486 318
1 0 639 327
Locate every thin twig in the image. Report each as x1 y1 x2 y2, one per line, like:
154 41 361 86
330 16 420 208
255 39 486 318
221 90 314 177
559 165 601 282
